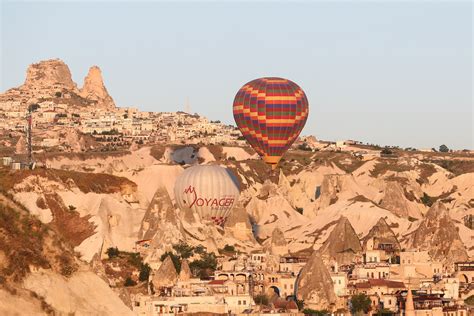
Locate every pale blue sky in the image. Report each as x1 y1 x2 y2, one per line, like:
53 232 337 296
1 1 472 149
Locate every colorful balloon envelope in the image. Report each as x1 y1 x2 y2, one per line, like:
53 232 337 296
174 165 240 226
233 77 309 169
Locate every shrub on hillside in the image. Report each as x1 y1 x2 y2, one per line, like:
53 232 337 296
124 276 137 287
106 247 119 259
350 293 372 314
439 144 449 153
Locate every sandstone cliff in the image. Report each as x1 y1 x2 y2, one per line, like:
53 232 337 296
406 202 468 264
23 59 78 92
139 186 185 262
361 217 401 252
80 66 115 109
152 255 178 288
296 250 337 311
319 216 362 265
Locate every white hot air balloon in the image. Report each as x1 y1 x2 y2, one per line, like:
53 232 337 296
174 165 240 226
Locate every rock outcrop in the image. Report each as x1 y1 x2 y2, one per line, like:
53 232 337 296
224 203 256 243
296 250 337 311
139 186 184 261
0 59 115 110
152 255 178 288
267 227 289 256
23 59 77 92
315 174 362 209
80 66 115 109
319 216 362 265
406 202 468 264
379 181 422 218
179 259 192 281
23 270 133 315
361 217 401 252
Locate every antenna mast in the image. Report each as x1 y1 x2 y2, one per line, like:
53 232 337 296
26 104 35 169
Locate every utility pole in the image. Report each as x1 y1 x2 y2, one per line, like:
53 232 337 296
26 103 39 169
26 107 33 167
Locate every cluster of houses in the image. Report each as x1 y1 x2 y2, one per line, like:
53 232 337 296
131 241 473 316
0 99 243 149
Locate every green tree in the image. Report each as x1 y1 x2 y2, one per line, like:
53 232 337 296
377 308 394 316
222 244 236 253
421 192 433 206
127 252 142 267
189 252 217 278
302 308 329 315
173 242 194 259
439 144 449 153
194 245 206 254
139 263 151 282
350 293 372 314
160 252 181 272
106 247 119 259
124 276 137 287
254 294 269 306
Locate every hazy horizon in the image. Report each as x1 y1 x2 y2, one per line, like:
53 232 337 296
1 1 472 149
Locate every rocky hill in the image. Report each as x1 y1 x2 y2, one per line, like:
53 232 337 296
0 143 472 312
0 193 133 315
0 59 115 110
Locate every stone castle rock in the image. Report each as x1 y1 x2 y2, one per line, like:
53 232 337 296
80 66 115 109
1 58 115 110
23 59 78 92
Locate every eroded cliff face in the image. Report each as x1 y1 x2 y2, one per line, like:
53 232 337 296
361 217 401 252
1 59 115 110
139 186 185 262
296 250 337 311
0 193 133 315
23 59 78 92
406 202 469 265
319 216 362 265
152 255 178 288
80 66 115 109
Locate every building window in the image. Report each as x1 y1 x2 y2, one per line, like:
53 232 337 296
243 300 246 305
238 301 241 305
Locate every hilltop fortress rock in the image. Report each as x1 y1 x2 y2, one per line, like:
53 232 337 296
23 59 78 92
80 66 115 109
0 59 115 110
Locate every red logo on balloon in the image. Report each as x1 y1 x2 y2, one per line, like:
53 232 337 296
183 185 235 210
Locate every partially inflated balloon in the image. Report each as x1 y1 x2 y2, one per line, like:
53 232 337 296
233 77 309 169
174 165 240 226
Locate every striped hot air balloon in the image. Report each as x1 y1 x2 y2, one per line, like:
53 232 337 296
233 77 309 169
